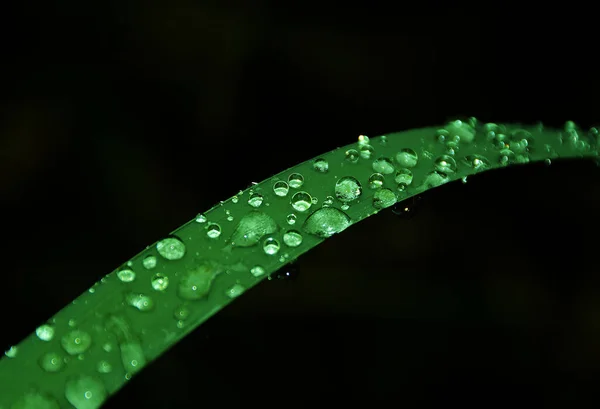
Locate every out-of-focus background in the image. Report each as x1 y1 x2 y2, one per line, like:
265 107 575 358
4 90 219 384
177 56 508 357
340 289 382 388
2 2 600 407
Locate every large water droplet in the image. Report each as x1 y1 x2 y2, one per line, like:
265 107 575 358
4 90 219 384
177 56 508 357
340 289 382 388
291 191 312 212
288 173 304 188
394 168 413 185
248 192 264 208
273 181 290 197
65 375 107 409
39 351 64 372
229 211 278 247
117 268 136 283
125 293 155 312
11 391 60 409
395 148 418 168
151 273 169 291
283 230 303 247
156 237 186 260
372 157 395 174
335 176 362 202
178 260 223 300
36 324 55 341
313 158 329 172
302 207 352 238
263 237 281 255
142 255 157 269
373 188 397 209
61 330 92 355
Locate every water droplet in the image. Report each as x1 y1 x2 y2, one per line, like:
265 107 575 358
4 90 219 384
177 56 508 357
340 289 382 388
445 119 476 143
373 188 397 209
195 214 207 223
226 210 234 222
302 207 352 238
38 351 64 373
34 324 55 342
286 214 297 225
273 181 290 197
313 158 329 173
322 196 335 207
263 237 281 255
380 135 388 145
156 236 186 260
151 273 169 291
174 304 191 320
119 341 146 375
229 211 278 247
463 154 490 171
206 223 222 239
394 168 413 185
65 374 108 409
225 283 246 298
125 293 155 312
231 196 239 204
359 144 375 159
498 148 515 166
423 170 450 188
334 176 362 202
433 155 457 174
102 343 113 353
368 173 385 189
140 255 156 270
250 265 266 277
358 134 370 146
116 268 135 283
248 192 264 208
68 319 77 328
11 391 60 409
178 260 223 300
345 149 360 163
372 157 395 174
395 148 418 168
61 329 92 356
97 360 112 374
291 191 313 212
283 230 303 247
288 173 304 188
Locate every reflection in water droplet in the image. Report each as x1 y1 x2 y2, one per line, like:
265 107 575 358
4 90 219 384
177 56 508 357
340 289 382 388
302 207 352 238
394 168 413 185
178 261 223 300
395 148 418 168
39 351 64 372
226 284 246 298
263 237 281 255
125 293 155 312
368 173 385 189
206 223 222 239
230 211 278 247
291 191 312 212
142 255 157 269
248 192 264 208
335 176 362 202
283 230 303 247
313 158 329 172
251 265 266 277
288 173 304 188
117 269 136 283
36 324 55 341
373 188 397 209
273 181 290 197
372 157 395 174
64 375 108 409
151 273 169 291
61 330 92 355
286 214 297 225
345 149 360 163
156 237 186 260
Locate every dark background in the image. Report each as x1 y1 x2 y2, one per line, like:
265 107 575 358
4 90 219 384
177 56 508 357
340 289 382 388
1 2 600 407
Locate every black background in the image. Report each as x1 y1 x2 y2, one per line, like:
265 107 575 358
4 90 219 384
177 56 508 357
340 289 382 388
1 2 600 407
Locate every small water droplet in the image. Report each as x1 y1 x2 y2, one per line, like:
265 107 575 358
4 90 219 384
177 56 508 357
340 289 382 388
286 214 297 225
142 255 157 269
206 223 222 239
463 154 490 171
250 265 266 277
151 273 169 291
263 237 281 255
231 196 239 204
334 176 362 203
291 191 313 212
345 149 360 163
322 196 335 207
395 148 418 168
273 181 290 197
156 236 186 260
174 304 191 320
229 211 278 247
372 157 395 174
225 283 246 298
368 173 385 189
373 188 397 209
283 230 303 247
178 260 223 300
248 192 264 208
195 214 207 223
117 268 136 283
394 168 413 185
359 144 375 159
39 351 64 372
288 173 304 188
61 330 92 355
126 293 155 312
313 158 329 172
97 360 113 374
36 324 55 341
302 207 352 238
434 155 457 174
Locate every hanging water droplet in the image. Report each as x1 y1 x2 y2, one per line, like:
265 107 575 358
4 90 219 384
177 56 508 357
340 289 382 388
313 158 329 173
156 236 186 260
174 304 191 320
248 192 264 208
286 213 297 225
463 154 490 171
395 148 418 168
288 173 304 188
334 176 362 202
368 173 385 189
126 293 155 312
291 191 313 212
345 149 360 163
322 196 335 207
433 155 457 174
36 324 55 341
151 273 169 291
97 360 113 374
373 188 397 209
283 230 303 247
251 265 266 277
142 255 157 269
206 223 222 239
359 144 375 159
117 268 136 283
39 351 65 373
302 207 352 238
225 283 246 298
61 330 92 355
394 168 413 185
195 214 207 223
229 211 278 247
372 157 395 174
263 237 281 255
273 181 290 197
178 260 223 301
